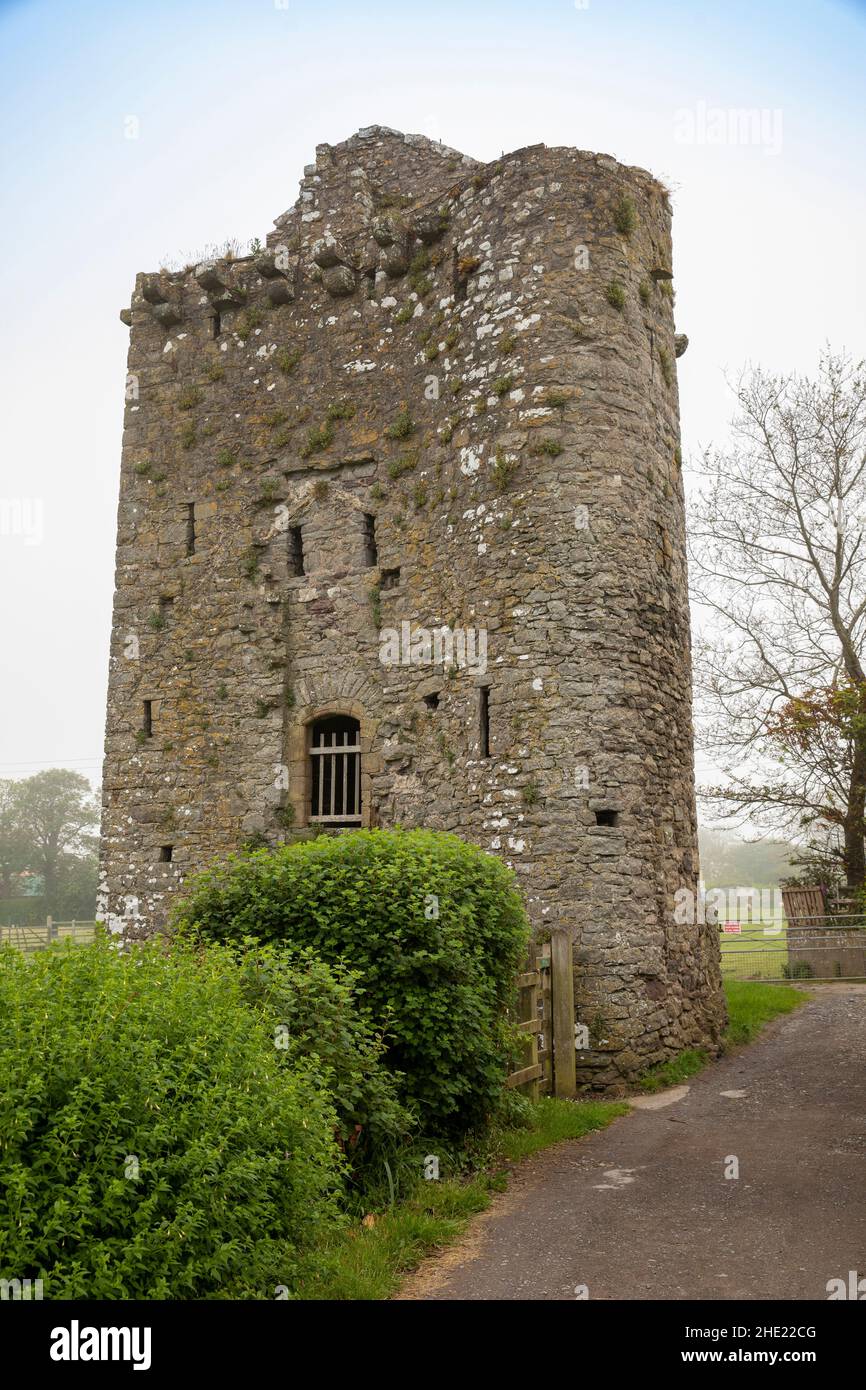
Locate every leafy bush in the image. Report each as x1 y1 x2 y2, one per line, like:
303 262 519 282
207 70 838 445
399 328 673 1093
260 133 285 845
172 829 531 1138
232 942 414 1166
0 939 344 1299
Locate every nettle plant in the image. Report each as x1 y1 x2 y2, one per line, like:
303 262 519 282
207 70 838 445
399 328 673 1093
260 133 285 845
0 939 344 1299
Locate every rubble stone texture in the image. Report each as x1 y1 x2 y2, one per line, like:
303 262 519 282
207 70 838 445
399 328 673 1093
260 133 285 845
100 126 726 1086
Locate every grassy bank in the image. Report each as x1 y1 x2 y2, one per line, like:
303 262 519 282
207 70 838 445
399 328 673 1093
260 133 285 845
295 1097 629 1300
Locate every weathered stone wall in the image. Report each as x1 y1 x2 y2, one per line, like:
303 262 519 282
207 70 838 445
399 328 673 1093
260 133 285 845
100 125 725 1084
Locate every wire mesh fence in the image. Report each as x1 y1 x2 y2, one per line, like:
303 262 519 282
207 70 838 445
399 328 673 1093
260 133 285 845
719 914 866 983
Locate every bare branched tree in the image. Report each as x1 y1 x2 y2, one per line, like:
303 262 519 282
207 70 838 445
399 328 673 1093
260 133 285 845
689 348 866 885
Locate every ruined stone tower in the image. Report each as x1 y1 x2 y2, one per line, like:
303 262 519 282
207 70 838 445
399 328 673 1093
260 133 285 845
100 126 725 1083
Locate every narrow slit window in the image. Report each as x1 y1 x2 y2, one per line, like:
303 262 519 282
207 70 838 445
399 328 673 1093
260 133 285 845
362 513 378 567
452 246 468 302
380 567 400 590
479 686 490 759
211 312 221 339
185 504 196 556
309 716 362 826
289 526 305 577
142 700 153 737
159 596 173 619
595 809 619 827
159 845 173 863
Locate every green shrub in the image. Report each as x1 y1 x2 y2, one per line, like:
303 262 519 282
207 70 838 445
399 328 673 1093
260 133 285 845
0 939 344 1299
234 943 413 1166
172 829 531 1139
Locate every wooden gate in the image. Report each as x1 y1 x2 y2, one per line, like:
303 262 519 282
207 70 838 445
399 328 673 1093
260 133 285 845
506 944 552 1099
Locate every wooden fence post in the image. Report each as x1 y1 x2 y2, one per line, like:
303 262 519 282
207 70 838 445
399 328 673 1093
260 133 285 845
551 931 577 1098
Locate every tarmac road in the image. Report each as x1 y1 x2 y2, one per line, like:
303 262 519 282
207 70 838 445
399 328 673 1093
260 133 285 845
396 985 866 1301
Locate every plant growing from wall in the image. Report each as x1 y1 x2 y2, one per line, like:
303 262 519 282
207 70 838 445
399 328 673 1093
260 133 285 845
235 307 265 338
491 448 518 491
300 420 335 458
369 584 382 629
179 420 197 450
612 194 637 237
384 409 416 440
326 399 356 423
387 451 418 480
256 479 281 506
276 346 302 374
528 437 563 457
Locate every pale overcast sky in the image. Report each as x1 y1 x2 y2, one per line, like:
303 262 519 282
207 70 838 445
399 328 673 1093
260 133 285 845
1 0 864 791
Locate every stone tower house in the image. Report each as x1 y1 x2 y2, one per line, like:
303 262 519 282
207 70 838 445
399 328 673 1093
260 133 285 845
100 126 725 1083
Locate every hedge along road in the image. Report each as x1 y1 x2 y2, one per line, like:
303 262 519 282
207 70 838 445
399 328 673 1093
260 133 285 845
396 985 866 1301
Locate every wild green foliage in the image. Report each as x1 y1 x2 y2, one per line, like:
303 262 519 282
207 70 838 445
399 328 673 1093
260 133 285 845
0 939 344 1299
294 1096 627 1300
384 409 416 440
233 944 413 1167
172 829 531 1138
612 194 637 237
528 437 563 457
387 451 418 479
491 447 518 491
276 346 302 374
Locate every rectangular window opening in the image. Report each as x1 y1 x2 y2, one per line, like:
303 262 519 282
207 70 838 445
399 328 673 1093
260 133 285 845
289 526 305 577
423 691 440 710
362 513 378 567
159 845 173 863
595 809 620 827
479 685 490 759
159 595 174 617
211 312 221 339
309 718 362 826
380 566 400 590
185 503 196 556
142 700 153 737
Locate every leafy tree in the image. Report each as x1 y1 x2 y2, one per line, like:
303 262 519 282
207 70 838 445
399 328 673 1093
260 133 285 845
10 770 99 915
51 849 99 920
690 349 866 886
0 781 30 899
